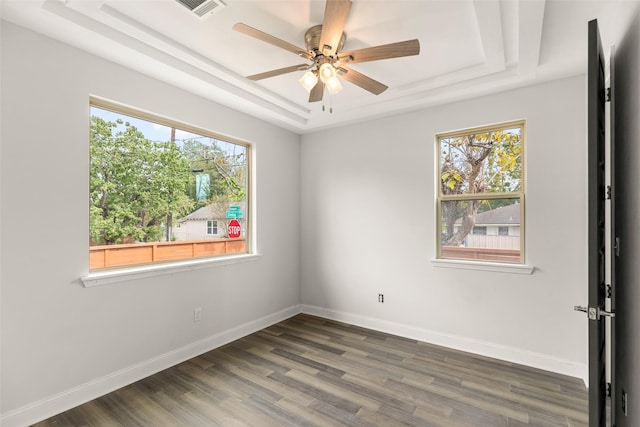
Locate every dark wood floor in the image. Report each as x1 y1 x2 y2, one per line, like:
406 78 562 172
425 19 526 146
34 314 588 426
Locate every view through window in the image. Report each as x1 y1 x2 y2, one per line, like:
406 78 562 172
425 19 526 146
437 121 524 263
89 101 249 270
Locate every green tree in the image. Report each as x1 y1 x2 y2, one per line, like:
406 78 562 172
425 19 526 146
182 138 247 207
440 128 521 246
90 117 194 245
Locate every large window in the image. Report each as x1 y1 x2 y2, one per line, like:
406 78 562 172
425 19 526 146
89 99 250 270
436 121 524 264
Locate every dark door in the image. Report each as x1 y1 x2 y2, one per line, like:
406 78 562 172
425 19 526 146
587 18 608 427
608 43 617 427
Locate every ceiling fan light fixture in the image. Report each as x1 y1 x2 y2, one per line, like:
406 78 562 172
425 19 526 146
233 0 421 104
318 62 336 83
326 75 343 95
299 70 318 92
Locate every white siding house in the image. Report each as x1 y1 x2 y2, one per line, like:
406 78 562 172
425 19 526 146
173 201 247 241
465 203 521 249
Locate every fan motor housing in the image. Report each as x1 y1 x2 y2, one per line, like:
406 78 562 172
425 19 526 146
305 25 346 56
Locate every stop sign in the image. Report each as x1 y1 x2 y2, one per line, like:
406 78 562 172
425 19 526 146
227 219 241 238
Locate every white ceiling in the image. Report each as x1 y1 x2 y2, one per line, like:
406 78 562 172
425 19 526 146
0 0 631 133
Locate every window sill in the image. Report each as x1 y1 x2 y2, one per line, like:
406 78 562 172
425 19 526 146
431 258 534 275
81 254 261 287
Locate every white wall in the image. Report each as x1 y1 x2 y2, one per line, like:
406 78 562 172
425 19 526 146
0 15 595 427
0 22 300 425
300 75 588 378
613 4 640 425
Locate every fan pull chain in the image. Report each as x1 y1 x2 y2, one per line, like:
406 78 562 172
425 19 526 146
321 89 334 114
322 85 326 112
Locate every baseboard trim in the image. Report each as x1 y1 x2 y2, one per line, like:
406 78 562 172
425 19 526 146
0 304 302 427
301 305 588 383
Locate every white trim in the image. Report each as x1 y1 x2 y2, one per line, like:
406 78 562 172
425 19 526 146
301 305 587 383
0 305 302 427
81 254 261 287
431 258 535 274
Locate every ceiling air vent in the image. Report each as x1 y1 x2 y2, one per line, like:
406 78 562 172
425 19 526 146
176 0 226 20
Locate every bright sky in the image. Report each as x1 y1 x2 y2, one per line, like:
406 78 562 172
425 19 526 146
90 106 245 158
91 106 204 143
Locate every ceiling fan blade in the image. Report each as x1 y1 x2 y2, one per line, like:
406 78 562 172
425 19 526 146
339 39 420 65
233 23 311 59
247 64 310 81
319 0 352 57
339 67 388 95
309 80 324 103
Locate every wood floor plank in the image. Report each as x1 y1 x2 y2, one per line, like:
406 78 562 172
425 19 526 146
217 396 283 427
270 348 346 378
274 398 347 427
324 372 416 414
307 399 381 427
246 346 322 377
284 368 381 413
179 391 244 427
302 348 407 386
352 407 415 427
344 349 463 387
266 370 362 415
34 314 588 426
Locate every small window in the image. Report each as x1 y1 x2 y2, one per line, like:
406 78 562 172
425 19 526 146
437 121 524 264
207 220 218 235
472 226 487 235
89 98 250 270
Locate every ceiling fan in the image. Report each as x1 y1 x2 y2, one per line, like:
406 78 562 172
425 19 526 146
233 0 420 103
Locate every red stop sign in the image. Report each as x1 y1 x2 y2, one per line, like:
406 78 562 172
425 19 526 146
227 219 241 238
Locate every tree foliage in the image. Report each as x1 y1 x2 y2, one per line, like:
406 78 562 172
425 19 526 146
182 138 247 208
90 117 193 245
440 128 521 246
90 115 248 245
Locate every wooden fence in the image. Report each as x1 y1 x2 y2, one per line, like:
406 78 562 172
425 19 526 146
90 239 246 270
464 235 520 250
441 246 520 263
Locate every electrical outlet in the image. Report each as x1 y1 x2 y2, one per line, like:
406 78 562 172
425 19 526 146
378 293 384 303
193 307 202 322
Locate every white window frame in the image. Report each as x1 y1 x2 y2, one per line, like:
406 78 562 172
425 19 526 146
82 97 257 286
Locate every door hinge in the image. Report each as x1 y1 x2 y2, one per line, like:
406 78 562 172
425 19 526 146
606 284 612 298
606 185 612 200
615 237 621 257
607 382 612 397
606 87 611 102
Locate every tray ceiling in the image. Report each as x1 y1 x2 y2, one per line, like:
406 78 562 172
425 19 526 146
0 0 629 133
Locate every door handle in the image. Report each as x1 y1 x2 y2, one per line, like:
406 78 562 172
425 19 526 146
574 305 588 313
574 305 615 320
